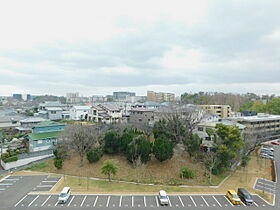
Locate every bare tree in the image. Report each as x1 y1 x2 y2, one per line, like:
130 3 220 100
155 104 205 144
62 124 103 166
203 151 218 184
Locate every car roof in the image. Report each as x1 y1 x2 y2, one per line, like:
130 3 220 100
61 187 70 193
238 188 249 194
228 189 237 194
159 190 167 196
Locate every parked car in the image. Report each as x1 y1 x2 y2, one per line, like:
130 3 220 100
260 153 274 160
226 190 241 205
58 187 71 203
261 150 273 156
237 188 254 206
262 146 274 152
271 142 279 146
158 190 169 206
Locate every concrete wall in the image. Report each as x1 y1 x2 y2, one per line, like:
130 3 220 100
1 154 53 170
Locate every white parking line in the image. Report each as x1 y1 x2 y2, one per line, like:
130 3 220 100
144 196 146 207
42 181 57 183
5 179 19 181
258 181 276 187
201 196 209 207
80 196 87 207
93 196 98 207
224 196 234 206
212 196 222 207
28 195 39 207
132 196 134 207
67 196 75 207
178 196 184 207
41 195 51 206
119 196 122 207
106 196 111 207
254 202 259 207
241 201 246 206
0 189 5 191
37 185 53 187
0 183 12 186
14 195 28 207
155 196 159 207
168 197 172 207
54 200 59 206
190 196 197 207
256 185 276 192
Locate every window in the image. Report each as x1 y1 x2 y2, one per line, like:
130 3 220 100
51 111 56 114
198 127 203 131
38 140 43 144
139 119 142 122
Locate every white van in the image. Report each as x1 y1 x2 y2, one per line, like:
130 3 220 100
158 190 169 205
58 187 71 203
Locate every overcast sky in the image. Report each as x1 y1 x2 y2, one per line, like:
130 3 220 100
0 0 280 97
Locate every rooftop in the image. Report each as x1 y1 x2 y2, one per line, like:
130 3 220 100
72 106 91 110
46 107 63 111
28 131 62 141
20 117 46 123
131 107 153 112
198 119 246 130
33 121 65 128
228 114 280 122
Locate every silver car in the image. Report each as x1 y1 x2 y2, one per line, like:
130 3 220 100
158 190 169 205
58 187 71 203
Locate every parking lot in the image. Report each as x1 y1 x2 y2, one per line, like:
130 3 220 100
0 175 22 193
14 194 270 208
254 178 276 194
31 176 61 192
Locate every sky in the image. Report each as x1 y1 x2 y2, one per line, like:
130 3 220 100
0 0 280 97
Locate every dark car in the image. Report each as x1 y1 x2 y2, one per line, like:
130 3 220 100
237 188 253 206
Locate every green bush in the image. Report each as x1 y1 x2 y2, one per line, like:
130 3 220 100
153 138 174 162
180 167 195 179
54 158 63 169
3 156 18 163
87 147 104 163
241 155 251 167
1 152 10 161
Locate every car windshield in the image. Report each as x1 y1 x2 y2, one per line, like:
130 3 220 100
160 195 168 199
232 194 239 199
59 193 67 197
244 194 252 200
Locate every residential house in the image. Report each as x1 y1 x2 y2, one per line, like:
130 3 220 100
86 104 123 124
70 106 91 120
38 101 67 120
27 121 65 152
129 107 154 125
16 117 47 132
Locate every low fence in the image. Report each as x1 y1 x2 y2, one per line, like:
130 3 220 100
17 149 53 160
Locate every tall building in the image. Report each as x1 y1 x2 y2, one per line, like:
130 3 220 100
66 92 79 103
12 94 22 100
113 91 136 100
198 105 233 118
147 91 175 102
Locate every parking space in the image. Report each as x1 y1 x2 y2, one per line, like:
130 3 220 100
0 175 22 193
254 178 276 194
32 176 61 192
14 194 272 208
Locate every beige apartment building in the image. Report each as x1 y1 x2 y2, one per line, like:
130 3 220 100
199 105 233 118
147 91 175 102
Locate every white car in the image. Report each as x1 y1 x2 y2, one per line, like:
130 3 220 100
158 190 169 205
58 187 71 203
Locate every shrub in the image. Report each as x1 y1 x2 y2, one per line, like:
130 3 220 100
3 156 18 163
241 155 251 167
180 167 195 179
87 147 104 163
54 158 63 169
153 138 174 162
0 152 10 161
104 130 121 154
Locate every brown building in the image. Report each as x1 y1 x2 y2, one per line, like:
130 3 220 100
129 107 154 125
198 105 233 118
147 91 175 102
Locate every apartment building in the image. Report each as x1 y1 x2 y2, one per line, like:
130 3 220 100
147 91 175 102
198 105 233 118
228 114 280 139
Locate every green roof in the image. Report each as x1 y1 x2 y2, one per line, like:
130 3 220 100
28 131 62 141
33 121 65 128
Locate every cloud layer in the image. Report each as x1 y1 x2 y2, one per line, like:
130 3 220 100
0 0 280 96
